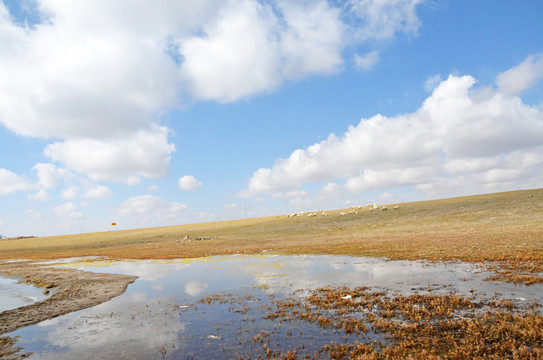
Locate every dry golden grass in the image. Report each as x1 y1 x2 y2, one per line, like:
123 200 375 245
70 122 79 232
1 189 542 268
265 286 543 359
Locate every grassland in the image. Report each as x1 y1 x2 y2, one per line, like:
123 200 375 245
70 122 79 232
1 189 541 263
1 189 542 358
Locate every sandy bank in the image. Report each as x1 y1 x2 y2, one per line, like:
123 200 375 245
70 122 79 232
0 261 138 335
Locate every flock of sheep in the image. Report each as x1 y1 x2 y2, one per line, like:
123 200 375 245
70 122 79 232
286 203 400 218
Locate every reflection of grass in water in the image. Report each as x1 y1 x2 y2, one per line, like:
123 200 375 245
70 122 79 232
0 335 33 359
1 189 542 284
191 286 542 359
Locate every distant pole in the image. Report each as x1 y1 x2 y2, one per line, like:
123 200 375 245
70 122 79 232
111 222 117 231
242 201 247 219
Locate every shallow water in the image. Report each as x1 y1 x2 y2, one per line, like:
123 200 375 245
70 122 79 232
0 276 51 312
5 255 542 359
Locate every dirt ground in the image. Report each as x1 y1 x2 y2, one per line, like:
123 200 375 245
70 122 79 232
0 261 137 358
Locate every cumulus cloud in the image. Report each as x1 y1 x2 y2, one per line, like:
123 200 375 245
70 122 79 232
0 0 425 185
179 0 344 102
348 0 423 41
54 202 83 221
496 54 543 96
240 56 543 198
61 186 78 200
83 185 113 199
33 163 69 190
354 50 379 71
27 189 50 201
44 126 175 184
271 190 308 199
118 195 187 217
0 169 32 195
178 175 202 191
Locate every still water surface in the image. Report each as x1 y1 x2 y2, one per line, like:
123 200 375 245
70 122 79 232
6 255 542 359
0 276 51 313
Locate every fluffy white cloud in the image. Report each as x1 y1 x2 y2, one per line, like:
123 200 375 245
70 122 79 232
54 202 83 221
33 163 70 190
0 0 425 184
44 126 175 184
27 189 50 201
344 166 437 193
178 175 202 191
61 186 79 200
118 195 187 217
179 0 344 102
0 169 32 195
83 185 113 199
495 54 543 96
240 56 543 198
271 190 308 199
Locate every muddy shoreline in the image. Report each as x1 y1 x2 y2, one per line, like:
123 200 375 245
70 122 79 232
0 261 138 335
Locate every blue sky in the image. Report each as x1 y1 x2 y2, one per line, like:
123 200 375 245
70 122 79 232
1 0 542 237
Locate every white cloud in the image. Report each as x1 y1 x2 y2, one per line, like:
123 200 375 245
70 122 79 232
496 54 543 96
0 168 32 196
179 0 344 102
61 186 79 200
348 0 423 41
354 50 379 71
54 202 83 221
344 166 437 193
378 192 397 202
33 163 69 190
178 175 202 191
195 211 217 222
83 185 113 199
240 55 543 198
147 184 158 192
44 126 175 184
320 182 342 195
424 74 442 93
224 203 238 210
26 209 43 220
118 195 187 217
27 189 50 201
0 1 425 185
271 190 308 199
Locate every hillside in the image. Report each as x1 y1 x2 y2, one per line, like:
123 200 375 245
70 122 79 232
0 189 540 262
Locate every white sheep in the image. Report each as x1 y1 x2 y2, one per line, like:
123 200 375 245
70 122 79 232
340 212 346 216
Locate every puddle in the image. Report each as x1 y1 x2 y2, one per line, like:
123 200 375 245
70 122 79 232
4 255 542 359
0 276 52 312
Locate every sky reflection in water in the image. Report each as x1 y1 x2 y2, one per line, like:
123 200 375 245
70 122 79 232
0 276 51 312
7 255 543 359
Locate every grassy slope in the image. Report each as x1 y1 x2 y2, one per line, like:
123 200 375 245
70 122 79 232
1 189 542 262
